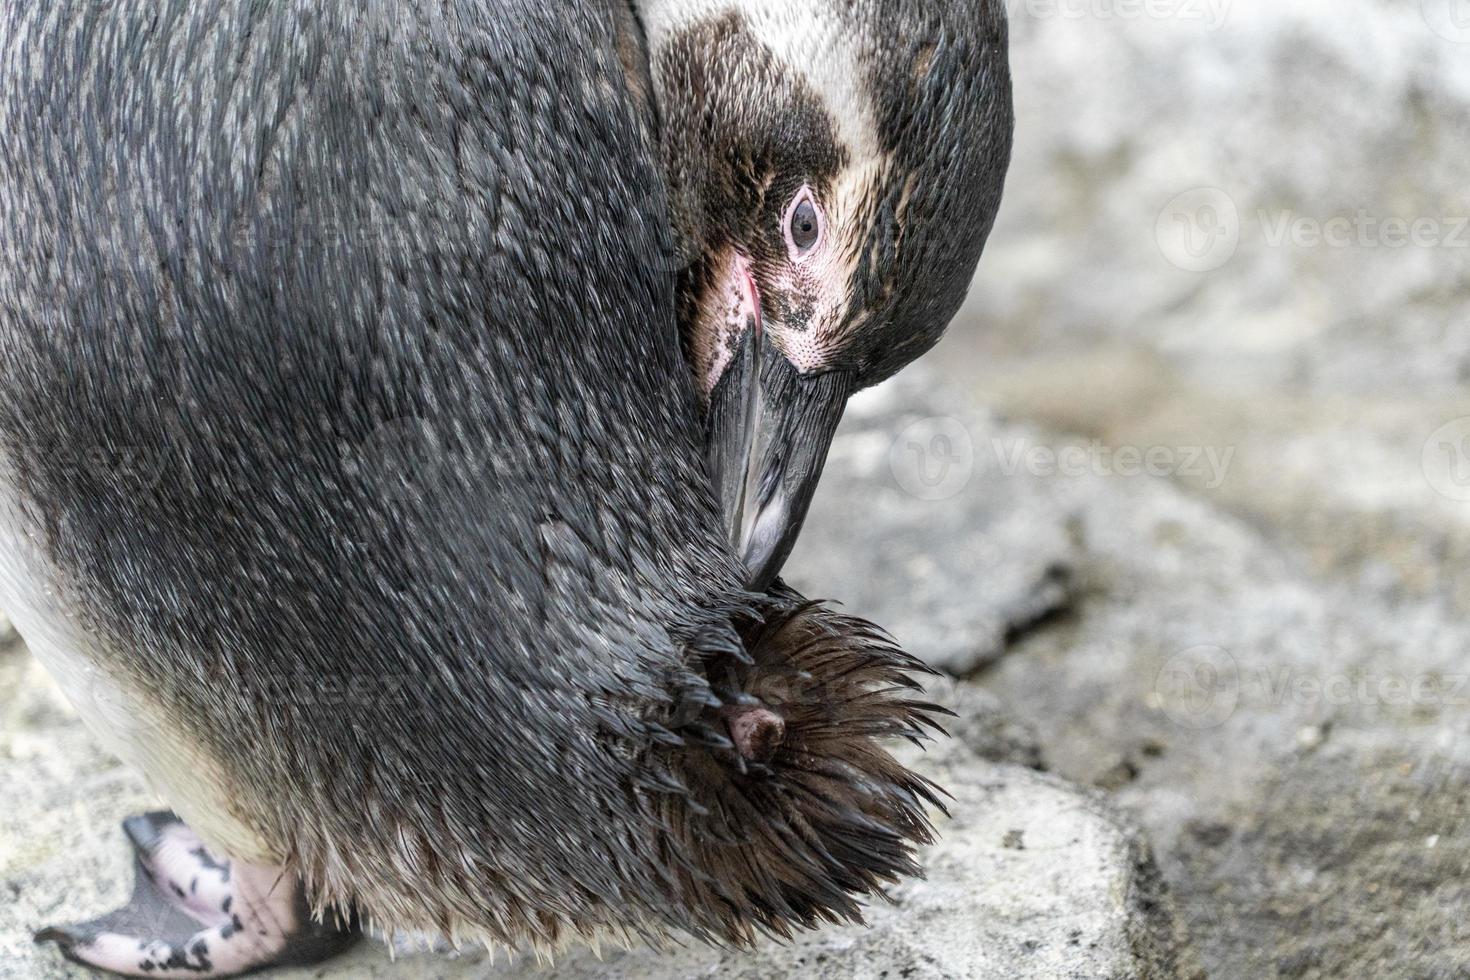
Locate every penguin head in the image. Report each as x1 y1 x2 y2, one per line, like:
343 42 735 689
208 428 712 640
637 0 1014 587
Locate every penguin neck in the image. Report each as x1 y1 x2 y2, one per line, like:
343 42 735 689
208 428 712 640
632 0 883 165
614 0 659 140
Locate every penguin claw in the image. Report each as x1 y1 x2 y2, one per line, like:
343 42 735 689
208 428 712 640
35 812 358 978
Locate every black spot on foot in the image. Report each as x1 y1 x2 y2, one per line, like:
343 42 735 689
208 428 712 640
121 811 180 854
189 846 229 880
34 926 81 948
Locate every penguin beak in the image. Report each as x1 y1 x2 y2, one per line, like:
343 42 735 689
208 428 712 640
706 329 856 591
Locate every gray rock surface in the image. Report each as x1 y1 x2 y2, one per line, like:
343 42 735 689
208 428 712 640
0 662 1189 979
786 383 1082 676
798 5 1470 975
947 0 1470 608
785 368 1470 979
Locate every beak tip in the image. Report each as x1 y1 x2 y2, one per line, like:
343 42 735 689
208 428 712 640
706 336 856 593
737 495 792 591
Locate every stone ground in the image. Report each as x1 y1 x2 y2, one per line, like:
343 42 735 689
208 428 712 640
0 665 1193 979
797 1 1470 976
5 1 1469 978
789 373 1470 980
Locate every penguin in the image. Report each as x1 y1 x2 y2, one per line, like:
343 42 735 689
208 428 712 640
1 1 945 976
630 0 1015 588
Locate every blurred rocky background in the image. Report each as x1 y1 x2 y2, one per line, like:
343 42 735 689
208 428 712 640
791 0 1470 976
4 1 1469 977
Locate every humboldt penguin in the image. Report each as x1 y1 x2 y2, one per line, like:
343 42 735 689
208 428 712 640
632 0 1015 587
1 1 946 975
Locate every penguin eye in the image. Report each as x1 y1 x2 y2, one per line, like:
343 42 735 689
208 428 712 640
784 188 823 258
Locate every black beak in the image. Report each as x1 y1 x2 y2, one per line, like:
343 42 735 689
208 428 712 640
706 331 856 590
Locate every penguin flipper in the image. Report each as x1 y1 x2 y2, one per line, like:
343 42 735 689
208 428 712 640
35 812 358 978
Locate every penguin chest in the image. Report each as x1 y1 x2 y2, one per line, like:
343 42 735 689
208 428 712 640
0 456 275 864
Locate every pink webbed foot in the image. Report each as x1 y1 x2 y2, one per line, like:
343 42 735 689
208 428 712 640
35 811 357 978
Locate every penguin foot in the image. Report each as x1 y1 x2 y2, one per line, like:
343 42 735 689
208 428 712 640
35 811 358 978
